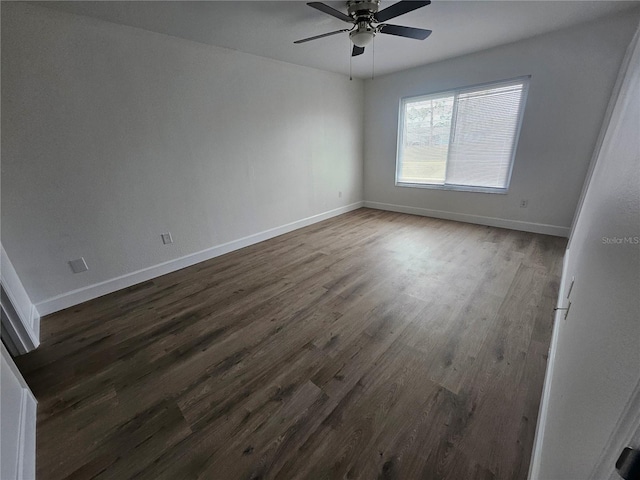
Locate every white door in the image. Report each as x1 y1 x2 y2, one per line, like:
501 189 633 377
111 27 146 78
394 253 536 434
1 342 37 480
590 384 640 480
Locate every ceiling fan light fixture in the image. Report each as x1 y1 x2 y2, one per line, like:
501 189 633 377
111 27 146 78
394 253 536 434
350 30 374 47
350 21 376 47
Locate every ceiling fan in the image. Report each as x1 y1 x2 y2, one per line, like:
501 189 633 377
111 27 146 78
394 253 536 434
294 0 432 57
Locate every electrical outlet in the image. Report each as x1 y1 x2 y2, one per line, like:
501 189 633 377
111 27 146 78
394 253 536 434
520 199 529 208
161 233 173 245
338 191 342 198
69 257 88 274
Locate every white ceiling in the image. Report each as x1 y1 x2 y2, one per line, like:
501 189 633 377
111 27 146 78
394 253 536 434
35 1 640 78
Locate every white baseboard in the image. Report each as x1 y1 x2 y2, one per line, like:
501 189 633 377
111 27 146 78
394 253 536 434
36 202 364 316
363 201 570 237
29 306 40 341
527 248 570 480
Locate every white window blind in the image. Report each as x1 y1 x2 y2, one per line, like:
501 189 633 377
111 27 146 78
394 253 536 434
397 77 529 192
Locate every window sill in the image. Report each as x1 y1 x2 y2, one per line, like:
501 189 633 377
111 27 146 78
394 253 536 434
395 181 509 194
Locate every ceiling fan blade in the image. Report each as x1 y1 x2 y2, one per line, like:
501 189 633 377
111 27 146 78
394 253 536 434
374 1 431 23
307 2 353 23
352 45 365 56
379 24 432 40
294 29 350 44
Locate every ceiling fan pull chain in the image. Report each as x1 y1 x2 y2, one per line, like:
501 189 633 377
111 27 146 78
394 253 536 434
350 44 353 81
372 35 375 80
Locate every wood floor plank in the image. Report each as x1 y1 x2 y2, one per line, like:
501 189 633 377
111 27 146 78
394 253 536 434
15 208 566 480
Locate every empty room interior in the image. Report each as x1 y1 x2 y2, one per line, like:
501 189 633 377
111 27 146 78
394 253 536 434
1 1 639 479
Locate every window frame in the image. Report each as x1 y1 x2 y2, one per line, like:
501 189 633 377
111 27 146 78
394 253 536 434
395 76 531 194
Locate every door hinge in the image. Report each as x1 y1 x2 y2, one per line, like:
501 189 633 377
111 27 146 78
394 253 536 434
616 447 640 480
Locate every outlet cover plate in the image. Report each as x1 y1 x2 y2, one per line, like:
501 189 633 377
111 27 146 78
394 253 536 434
69 257 88 274
161 233 173 245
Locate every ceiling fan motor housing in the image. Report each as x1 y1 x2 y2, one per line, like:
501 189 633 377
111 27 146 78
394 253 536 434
347 0 380 19
347 0 379 47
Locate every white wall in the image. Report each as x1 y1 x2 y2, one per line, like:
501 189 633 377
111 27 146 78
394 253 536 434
363 11 639 236
533 22 640 479
0 3 364 311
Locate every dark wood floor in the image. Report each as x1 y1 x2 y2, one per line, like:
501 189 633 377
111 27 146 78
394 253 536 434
15 208 567 480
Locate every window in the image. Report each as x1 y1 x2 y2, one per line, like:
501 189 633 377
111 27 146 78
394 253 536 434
396 77 529 193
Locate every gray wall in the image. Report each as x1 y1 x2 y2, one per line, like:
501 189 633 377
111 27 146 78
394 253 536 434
1 3 364 306
363 11 639 235
534 25 640 479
